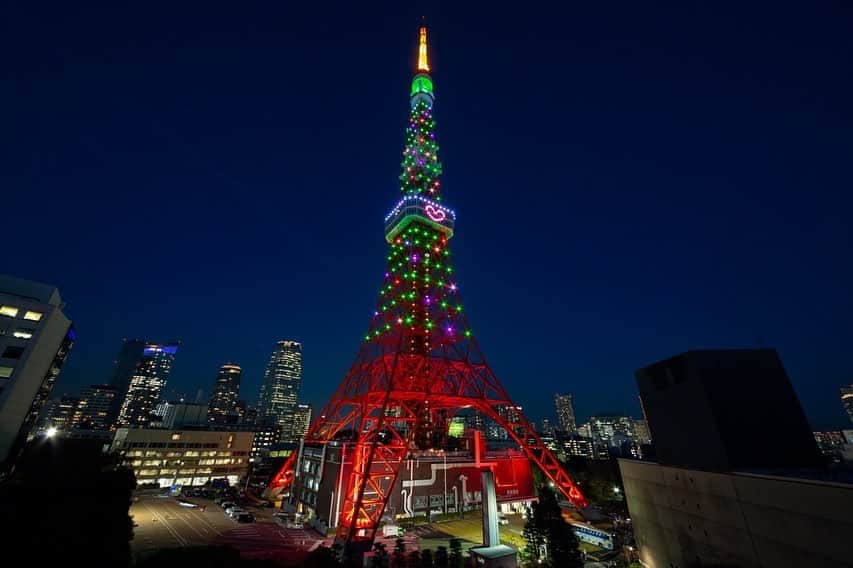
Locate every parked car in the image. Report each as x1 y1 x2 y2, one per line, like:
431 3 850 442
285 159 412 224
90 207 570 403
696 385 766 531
220 501 236 510
228 508 248 518
497 514 510 525
236 512 255 523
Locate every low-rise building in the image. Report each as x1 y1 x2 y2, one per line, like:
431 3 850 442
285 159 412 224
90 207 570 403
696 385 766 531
111 428 253 488
620 459 853 568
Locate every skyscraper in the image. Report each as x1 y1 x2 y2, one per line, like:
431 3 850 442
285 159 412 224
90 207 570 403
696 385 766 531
554 393 577 433
0 275 75 470
289 403 312 441
841 385 853 424
39 395 82 431
257 340 302 434
106 338 147 426
77 384 118 430
208 363 242 425
116 342 179 428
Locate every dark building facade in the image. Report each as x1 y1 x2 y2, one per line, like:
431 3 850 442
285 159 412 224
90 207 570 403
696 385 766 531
106 339 147 426
208 363 242 426
635 349 822 471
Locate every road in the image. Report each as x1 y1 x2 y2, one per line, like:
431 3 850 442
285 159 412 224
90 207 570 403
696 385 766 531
130 493 323 561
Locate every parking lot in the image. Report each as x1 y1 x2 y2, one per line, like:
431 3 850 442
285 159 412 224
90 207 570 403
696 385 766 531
130 491 323 561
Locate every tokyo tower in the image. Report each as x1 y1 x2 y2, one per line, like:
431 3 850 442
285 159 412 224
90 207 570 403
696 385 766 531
270 26 588 552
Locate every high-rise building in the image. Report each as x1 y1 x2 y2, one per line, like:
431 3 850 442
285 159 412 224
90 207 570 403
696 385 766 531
588 414 634 450
554 393 577 434
39 395 82 432
540 418 555 438
257 340 302 433
0 275 75 471
841 385 853 425
106 338 147 426
77 384 119 430
116 342 179 428
289 403 312 441
208 363 242 426
240 402 256 426
635 349 821 470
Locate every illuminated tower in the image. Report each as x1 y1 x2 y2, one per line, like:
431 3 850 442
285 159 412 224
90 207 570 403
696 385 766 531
270 27 587 553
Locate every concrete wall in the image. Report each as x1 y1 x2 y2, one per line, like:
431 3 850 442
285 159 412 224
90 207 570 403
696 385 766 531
619 459 853 568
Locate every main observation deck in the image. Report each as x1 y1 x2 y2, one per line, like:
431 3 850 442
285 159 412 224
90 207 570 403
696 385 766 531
384 194 456 243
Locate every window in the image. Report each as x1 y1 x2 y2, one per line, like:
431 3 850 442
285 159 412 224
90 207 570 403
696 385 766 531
0 306 18 318
0 366 13 378
13 329 33 339
2 346 25 359
23 311 43 321
171 433 182 441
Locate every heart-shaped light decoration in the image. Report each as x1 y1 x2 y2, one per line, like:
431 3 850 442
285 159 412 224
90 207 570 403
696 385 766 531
425 204 446 222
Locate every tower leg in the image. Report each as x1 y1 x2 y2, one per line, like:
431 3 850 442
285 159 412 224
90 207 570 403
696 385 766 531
337 399 419 553
475 400 589 509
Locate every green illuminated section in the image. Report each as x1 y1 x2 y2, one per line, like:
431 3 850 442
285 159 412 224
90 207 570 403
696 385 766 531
448 419 465 438
411 75 434 97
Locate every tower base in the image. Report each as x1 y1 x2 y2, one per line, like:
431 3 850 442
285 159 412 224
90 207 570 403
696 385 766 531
469 545 518 568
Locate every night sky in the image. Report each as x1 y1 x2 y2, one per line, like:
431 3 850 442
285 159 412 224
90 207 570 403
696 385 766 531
4 2 853 430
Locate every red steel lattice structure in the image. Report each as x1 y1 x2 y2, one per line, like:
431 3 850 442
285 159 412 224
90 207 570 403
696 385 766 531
270 27 587 550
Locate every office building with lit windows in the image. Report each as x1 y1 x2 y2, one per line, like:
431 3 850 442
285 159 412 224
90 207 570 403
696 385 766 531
208 363 242 426
77 384 119 430
116 342 179 428
554 392 577 433
0 275 75 471
257 340 302 434
288 403 312 441
111 428 253 488
106 338 147 425
38 395 82 432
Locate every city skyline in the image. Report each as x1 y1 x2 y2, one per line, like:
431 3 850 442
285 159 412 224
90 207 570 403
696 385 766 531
5 3 853 431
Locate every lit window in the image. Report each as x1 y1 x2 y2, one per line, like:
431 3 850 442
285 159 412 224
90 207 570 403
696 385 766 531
23 311 43 321
0 366 13 378
13 330 33 339
0 306 18 318
171 433 181 441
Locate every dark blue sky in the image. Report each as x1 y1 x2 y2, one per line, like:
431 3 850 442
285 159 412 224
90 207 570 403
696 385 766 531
4 2 852 429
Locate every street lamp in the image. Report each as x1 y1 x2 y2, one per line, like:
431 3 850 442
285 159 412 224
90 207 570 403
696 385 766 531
45 427 58 438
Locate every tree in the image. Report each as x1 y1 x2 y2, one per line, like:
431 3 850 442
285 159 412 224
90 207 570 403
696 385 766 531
448 538 463 568
0 438 136 568
302 544 342 568
537 486 582 568
435 545 449 568
392 537 407 568
522 504 545 565
408 549 423 568
372 541 390 568
421 548 435 568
